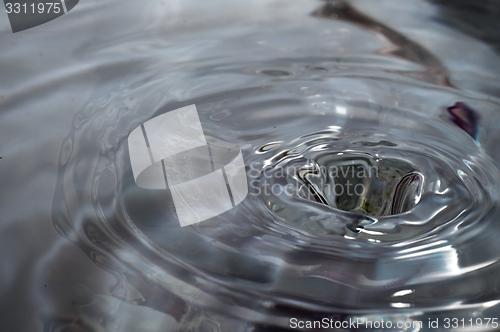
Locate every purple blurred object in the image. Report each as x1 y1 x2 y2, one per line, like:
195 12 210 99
447 102 480 139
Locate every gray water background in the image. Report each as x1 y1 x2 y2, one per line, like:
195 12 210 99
1 0 500 331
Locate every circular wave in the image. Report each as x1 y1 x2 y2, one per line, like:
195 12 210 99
52 1 500 330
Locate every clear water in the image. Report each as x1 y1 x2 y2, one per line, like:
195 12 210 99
2 0 500 331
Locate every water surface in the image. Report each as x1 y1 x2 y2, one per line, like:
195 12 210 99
1 0 500 331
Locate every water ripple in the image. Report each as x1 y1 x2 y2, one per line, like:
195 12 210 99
50 0 500 330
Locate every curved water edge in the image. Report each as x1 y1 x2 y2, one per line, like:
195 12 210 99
44 0 500 331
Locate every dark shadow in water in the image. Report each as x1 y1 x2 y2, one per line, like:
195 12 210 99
312 0 452 87
430 0 500 52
